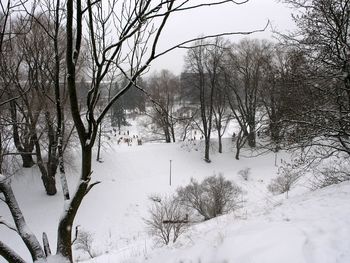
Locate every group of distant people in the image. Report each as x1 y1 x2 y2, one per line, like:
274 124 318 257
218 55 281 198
112 128 142 146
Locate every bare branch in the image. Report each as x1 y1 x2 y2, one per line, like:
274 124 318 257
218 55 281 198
154 21 270 59
0 216 18 233
85 181 101 196
0 87 31 107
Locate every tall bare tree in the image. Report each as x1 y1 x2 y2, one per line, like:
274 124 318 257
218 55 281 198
258 44 289 152
184 38 227 162
225 39 272 158
148 69 179 143
207 38 230 154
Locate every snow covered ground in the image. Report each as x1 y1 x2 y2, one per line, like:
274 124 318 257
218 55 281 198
136 181 350 263
1 132 349 263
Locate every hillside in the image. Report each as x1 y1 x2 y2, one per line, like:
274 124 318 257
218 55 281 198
1 136 349 263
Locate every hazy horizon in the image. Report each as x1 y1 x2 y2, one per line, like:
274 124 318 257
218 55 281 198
147 0 296 76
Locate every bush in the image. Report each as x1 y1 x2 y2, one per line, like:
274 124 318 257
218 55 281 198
176 174 242 220
268 161 301 198
145 195 189 246
312 160 350 189
238 168 251 181
73 229 95 258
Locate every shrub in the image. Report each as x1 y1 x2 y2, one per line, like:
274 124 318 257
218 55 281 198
268 161 301 198
145 195 189 246
312 160 350 189
176 174 242 220
73 229 95 258
238 168 251 181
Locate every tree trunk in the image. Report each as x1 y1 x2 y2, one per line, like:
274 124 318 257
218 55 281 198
53 0 70 201
235 140 240 160
270 122 281 152
56 146 92 262
218 134 222 153
41 158 58 196
247 119 256 147
58 135 70 200
235 130 245 160
10 101 35 168
34 134 57 195
164 125 171 143
171 123 176 143
204 136 211 163
22 152 35 168
97 123 102 161
41 171 57 196
217 122 222 153
247 131 256 148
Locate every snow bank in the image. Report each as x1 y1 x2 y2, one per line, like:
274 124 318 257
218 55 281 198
140 182 350 263
46 255 70 263
84 181 350 263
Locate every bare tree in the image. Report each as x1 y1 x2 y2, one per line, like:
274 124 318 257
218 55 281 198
145 195 188 246
148 70 179 143
176 174 242 220
268 160 303 198
225 39 272 157
109 81 127 132
258 44 289 152
0 0 31 54
184 38 226 162
73 229 95 258
209 38 231 153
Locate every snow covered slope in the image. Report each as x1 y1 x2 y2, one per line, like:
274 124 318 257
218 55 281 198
137 182 350 263
1 139 349 263
86 181 350 263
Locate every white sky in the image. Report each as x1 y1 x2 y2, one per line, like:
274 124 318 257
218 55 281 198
149 0 296 75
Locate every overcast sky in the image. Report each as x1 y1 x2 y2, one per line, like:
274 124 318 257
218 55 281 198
148 0 296 75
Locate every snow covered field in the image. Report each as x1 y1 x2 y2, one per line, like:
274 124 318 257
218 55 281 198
1 135 350 263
